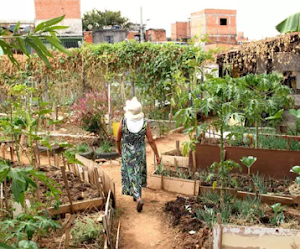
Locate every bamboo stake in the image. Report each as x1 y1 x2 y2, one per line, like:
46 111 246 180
9 145 14 162
116 221 121 249
60 165 74 214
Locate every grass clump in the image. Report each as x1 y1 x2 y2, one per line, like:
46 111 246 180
96 140 114 153
71 218 103 247
76 143 90 153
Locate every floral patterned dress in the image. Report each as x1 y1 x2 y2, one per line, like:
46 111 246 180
121 118 147 199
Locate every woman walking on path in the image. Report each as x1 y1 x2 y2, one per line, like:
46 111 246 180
116 97 161 212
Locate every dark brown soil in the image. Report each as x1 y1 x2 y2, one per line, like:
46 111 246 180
164 195 300 249
38 165 99 204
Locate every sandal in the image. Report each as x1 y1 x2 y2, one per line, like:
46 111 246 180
137 199 144 212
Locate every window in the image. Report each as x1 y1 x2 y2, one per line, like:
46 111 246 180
220 18 227 26
104 36 114 44
63 40 80 48
148 34 152 41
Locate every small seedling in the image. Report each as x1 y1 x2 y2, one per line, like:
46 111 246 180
270 203 286 225
290 165 300 186
241 156 257 176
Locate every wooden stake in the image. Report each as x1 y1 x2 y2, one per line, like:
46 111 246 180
47 149 51 166
192 151 197 172
287 138 290 151
176 141 180 156
153 154 156 171
4 178 9 212
1 144 5 159
54 154 59 167
217 213 223 249
9 145 14 162
65 214 71 249
116 221 121 249
60 166 74 214
94 168 101 197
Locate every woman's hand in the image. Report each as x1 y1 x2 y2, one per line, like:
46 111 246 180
156 156 162 165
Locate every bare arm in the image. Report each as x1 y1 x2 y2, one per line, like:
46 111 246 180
116 120 122 155
146 124 161 164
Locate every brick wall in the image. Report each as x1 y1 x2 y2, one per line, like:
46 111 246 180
146 29 166 42
35 0 81 20
171 23 176 40
191 9 237 45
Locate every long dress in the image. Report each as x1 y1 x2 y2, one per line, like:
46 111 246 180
121 118 147 199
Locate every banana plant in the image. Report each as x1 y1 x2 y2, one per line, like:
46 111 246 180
0 15 70 68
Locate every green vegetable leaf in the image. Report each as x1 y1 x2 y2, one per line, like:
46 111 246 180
35 15 65 32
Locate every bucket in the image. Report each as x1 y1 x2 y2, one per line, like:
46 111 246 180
112 122 119 138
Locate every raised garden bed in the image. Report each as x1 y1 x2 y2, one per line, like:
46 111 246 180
165 194 300 249
192 143 300 179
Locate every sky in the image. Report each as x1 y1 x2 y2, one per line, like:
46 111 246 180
0 0 299 40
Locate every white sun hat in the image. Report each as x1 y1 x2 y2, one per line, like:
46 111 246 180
124 97 144 121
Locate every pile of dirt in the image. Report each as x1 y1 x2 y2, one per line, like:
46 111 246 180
39 165 99 204
164 197 213 249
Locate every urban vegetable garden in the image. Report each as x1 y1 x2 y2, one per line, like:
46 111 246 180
1 15 300 249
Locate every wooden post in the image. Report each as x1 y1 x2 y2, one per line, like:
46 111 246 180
192 151 197 172
116 221 121 249
47 149 51 166
65 214 71 249
54 154 59 167
60 166 74 214
176 141 180 156
287 137 290 151
161 171 164 190
153 154 156 171
217 213 223 249
94 168 101 197
1 144 5 159
4 178 8 212
52 102 56 131
9 145 14 162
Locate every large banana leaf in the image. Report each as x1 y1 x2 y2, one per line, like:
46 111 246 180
276 12 300 33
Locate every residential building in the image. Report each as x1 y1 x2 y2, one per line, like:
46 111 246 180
92 28 129 44
34 0 83 48
145 29 166 42
171 9 238 49
190 9 237 49
171 22 190 41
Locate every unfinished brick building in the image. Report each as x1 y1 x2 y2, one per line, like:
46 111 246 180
171 22 191 41
34 0 83 48
145 29 166 42
190 9 237 48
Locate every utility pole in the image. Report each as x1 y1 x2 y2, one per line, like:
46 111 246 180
140 6 144 42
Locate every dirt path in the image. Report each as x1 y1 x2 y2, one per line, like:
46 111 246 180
102 133 188 249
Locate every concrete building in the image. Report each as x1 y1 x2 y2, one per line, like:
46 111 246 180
92 29 128 44
34 0 83 48
190 9 237 48
171 22 190 41
145 29 166 42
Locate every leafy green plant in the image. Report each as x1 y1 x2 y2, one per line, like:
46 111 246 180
196 207 217 228
289 109 300 135
0 213 61 245
270 203 286 225
0 15 69 68
252 172 268 194
208 159 242 190
290 165 300 186
77 143 90 153
71 218 103 246
96 140 114 153
240 156 257 175
0 159 61 205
